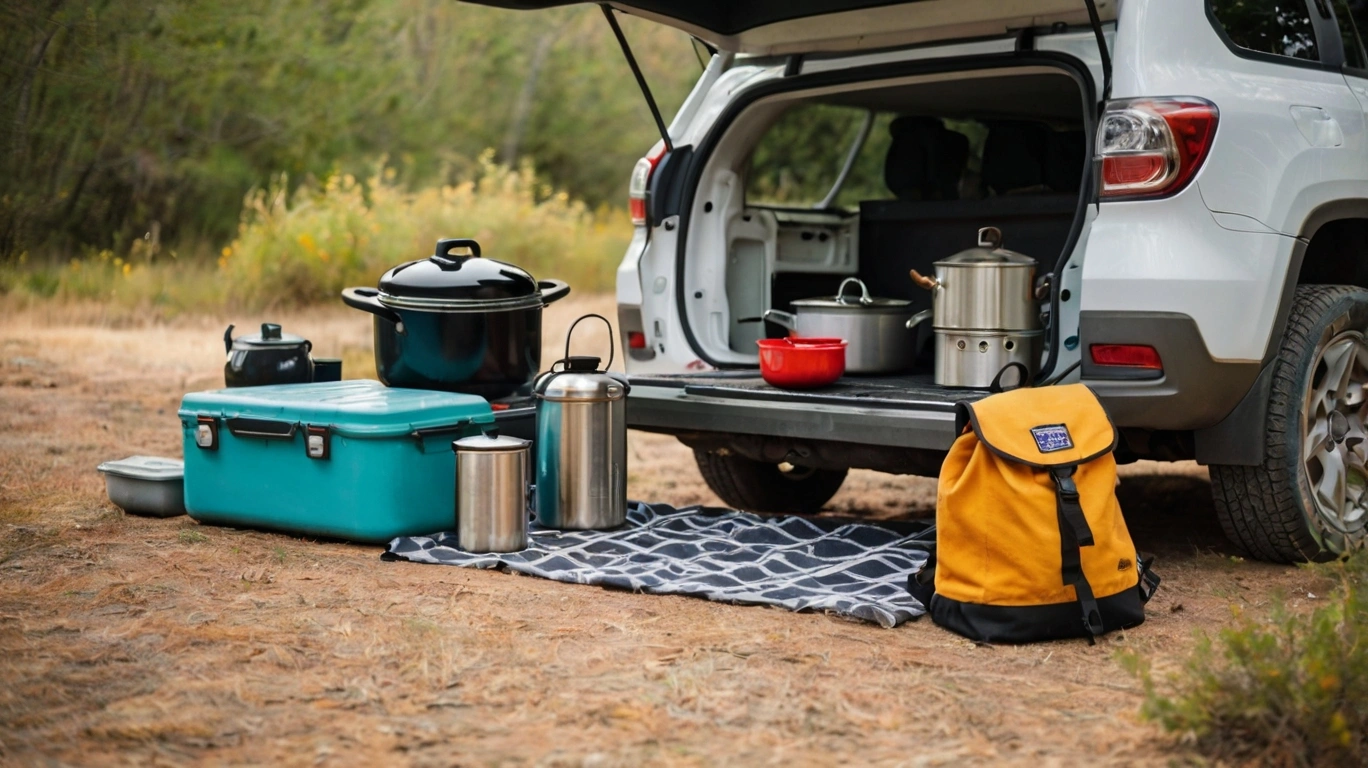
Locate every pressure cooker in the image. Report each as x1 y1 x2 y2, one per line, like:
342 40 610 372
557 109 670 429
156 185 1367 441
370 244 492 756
910 227 1042 388
341 238 570 399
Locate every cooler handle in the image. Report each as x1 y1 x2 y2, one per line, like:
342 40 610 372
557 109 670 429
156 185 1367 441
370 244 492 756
225 417 298 440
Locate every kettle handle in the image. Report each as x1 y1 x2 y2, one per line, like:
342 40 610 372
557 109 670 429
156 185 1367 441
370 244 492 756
223 324 235 354
562 313 616 372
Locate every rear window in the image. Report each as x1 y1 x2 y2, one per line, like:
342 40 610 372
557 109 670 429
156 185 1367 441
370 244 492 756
1209 0 1321 62
746 104 891 209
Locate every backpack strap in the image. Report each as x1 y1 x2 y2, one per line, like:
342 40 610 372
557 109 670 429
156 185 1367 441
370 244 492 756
1050 466 1104 642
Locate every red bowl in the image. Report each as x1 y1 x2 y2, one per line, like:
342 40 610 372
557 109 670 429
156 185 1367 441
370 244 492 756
757 338 847 389
788 336 846 347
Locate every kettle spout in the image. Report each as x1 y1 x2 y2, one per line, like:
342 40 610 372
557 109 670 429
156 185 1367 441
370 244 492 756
223 324 235 354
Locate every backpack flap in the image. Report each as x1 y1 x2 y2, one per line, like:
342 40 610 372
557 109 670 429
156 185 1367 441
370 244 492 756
955 383 1118 469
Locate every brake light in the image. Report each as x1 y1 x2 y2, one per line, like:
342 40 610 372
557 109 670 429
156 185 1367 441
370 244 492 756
1097 97 1218 199
1090 344 1163 370
628 142 666 226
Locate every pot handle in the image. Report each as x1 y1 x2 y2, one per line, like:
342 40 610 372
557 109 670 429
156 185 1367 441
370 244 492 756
341 287 405 330
835 277 873 306
906 309 933 330
909 269 940 291
762 309 796 331
538 279 571 305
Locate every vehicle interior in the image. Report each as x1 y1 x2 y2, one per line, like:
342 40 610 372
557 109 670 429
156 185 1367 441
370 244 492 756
680 65 1091 376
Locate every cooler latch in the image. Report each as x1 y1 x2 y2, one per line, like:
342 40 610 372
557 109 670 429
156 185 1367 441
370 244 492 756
305 425 331 460
195 416 219 451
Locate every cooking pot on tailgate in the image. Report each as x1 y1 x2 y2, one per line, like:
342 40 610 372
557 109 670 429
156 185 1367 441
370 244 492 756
342 238 570 399
762 278 920 374
910 227 1042 388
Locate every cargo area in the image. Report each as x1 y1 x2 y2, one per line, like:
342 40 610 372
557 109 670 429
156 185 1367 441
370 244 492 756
680 64 1091 374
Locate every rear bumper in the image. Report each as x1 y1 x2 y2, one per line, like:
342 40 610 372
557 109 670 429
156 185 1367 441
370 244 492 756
1080 311 1261 430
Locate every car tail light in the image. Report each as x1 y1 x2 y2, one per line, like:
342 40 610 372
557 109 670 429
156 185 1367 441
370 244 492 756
1090 344 1163 370
628 142 666 226
1097 97 1218 199
627 331 647 349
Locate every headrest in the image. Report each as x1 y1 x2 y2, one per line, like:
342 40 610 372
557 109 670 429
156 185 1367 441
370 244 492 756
884 117 969 201
982 121 1049 195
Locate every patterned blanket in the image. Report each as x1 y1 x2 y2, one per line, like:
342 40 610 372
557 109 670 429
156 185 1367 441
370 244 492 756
383 501 931 628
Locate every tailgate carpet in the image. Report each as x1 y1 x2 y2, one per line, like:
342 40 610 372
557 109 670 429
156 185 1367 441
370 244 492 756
384 502 932 627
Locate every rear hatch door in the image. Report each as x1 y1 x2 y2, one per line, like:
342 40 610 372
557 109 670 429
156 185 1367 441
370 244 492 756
466 1 1116 56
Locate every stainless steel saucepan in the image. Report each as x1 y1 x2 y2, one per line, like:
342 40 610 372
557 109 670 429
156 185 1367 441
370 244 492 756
763 278 925 375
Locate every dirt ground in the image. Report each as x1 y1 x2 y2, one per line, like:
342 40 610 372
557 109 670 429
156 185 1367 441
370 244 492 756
0 295 1332 766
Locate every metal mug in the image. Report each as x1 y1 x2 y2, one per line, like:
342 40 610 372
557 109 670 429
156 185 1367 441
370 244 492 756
454 433 531 553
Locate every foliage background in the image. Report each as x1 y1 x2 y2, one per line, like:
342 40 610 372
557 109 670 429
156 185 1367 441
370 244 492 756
0 0 700 266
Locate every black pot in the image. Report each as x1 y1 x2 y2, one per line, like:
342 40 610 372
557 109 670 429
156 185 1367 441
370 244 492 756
223 323 314 387
341 238 570 399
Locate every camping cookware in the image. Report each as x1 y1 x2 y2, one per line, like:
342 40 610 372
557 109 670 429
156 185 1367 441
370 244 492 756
762 278 919 374
533 314 628 530
756 337 847 389
341 238 571 400
223 323 314 387
910 227 1043 388
97 456 186 518
454 433 531 553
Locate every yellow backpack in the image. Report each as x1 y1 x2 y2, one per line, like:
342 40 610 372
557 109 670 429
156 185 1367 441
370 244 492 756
909 383 1160 643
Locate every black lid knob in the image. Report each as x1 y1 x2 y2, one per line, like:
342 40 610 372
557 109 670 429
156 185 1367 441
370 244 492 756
564 355 601 372
261 323 282 340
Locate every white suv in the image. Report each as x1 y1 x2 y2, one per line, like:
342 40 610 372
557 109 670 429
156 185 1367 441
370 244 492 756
478 0 1368 563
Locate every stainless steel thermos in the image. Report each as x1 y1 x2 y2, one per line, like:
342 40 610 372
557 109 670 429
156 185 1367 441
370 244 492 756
534 314 629 530
453 433 531 552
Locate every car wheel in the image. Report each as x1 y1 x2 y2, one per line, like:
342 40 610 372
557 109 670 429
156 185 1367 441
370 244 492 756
693 448 847 514
1211 285 1368 563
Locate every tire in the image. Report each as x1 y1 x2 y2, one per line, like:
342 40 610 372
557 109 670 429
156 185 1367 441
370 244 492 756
693 448 847 514
1211 285 1368 563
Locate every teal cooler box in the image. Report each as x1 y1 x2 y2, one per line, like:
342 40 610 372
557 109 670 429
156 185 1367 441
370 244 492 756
179 381 493 543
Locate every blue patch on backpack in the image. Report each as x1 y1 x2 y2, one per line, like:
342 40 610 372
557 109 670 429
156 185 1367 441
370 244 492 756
1030 424 1074 453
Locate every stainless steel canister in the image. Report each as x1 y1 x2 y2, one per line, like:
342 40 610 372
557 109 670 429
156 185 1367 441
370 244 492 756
454 433 531 553
534 314 629 530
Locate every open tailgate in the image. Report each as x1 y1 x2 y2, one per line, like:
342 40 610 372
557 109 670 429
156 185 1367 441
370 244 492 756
461 0 1116 56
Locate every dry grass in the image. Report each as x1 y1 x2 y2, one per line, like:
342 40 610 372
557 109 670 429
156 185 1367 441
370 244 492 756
0 295 1332 765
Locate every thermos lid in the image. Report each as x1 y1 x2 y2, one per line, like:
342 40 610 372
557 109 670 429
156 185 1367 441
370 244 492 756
536 372 627 402
453 433 531 453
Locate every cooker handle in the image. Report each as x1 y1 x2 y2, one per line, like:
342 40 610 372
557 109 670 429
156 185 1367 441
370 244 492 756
341 287 405 330
909 269 940 291
762 309 796 331
538 279 571 305
906 309 933 330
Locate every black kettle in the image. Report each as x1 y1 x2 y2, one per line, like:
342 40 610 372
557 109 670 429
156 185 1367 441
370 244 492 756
223 323 314 387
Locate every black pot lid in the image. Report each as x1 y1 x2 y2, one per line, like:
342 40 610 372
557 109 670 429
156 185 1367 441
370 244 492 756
377 238 543 311
232 323 309 348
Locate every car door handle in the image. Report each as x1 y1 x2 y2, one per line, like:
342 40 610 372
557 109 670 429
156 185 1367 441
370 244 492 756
1289 105 1344 148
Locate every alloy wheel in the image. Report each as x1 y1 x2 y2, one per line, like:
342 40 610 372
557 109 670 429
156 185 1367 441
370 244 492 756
1301 330 1368 552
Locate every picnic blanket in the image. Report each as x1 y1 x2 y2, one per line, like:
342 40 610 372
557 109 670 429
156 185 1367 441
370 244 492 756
383 501 932 627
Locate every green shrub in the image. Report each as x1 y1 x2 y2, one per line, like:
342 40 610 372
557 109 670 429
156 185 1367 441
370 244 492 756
221 153 629 310
1125 552 1367 766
